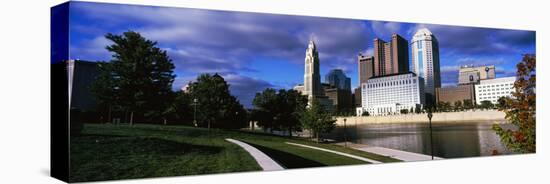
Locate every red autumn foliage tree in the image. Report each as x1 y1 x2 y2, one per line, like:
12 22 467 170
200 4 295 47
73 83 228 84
493 54 536 153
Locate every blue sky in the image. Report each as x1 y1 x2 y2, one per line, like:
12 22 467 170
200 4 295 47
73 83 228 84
67 2 536 108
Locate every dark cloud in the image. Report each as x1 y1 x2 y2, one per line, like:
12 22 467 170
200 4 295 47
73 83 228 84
70 2 535 107
223 74 275 108
71 2 370 107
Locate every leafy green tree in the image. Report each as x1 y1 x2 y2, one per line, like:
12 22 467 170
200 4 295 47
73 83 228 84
92 31 175 125
400 109 408 114
299 99 336 142
252 88 307 136
186 73 247 129
162 91 192 125
493 54 536 153
463 99 473 110
252 88 278 132
361 111 369 116
437 101 452 112
92 62 119 123
415 106 421 114
275 89 308 137
480 100 494 109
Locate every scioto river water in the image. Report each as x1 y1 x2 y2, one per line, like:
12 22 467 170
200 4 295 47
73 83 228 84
328 122 516 158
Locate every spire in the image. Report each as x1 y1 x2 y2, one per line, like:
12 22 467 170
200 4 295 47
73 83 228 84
308 39 316 51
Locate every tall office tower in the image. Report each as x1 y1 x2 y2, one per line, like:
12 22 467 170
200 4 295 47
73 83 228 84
411 28 441 105
358 54 375 85
458 65 496 85
325 69 351 91
373 34 409 76
390 34 410 74
373 38 387 76
303 39 324 103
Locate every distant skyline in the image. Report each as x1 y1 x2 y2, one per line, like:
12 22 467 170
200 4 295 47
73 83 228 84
68 2 536 107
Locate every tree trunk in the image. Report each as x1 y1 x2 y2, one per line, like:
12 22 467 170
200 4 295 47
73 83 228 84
108 105 112 124
163 118 167 125
315 131 319 142
129 111 134 126
288 127 292 137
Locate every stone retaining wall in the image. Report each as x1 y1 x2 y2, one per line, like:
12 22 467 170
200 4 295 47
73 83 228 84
335 110 507 125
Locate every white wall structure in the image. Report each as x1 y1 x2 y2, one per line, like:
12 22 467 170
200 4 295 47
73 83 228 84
357 72 425 116
411 28 441 101
474 77 516 104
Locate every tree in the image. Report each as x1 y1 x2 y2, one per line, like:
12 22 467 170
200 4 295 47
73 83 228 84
252 88 307 136
480 100 494 109
252 88 278 132
496 96 507 109
400 109 408 114
92 31 175 125
276 89 308 137
454 100 463 111
493 54 536 153
186 73 247 129
361 111 370 116
437 101 451 112
162 91 193 125
415 106 422 114
299 99 336 142
463 99 473 110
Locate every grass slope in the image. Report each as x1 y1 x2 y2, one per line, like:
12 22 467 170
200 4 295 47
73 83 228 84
70 124 399 182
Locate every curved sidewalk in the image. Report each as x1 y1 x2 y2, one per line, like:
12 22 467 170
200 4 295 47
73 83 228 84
225 138 284 171
353 146 443 161
285 142 382 164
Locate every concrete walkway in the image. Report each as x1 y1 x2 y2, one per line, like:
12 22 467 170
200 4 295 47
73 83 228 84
225 138 284 171
343 143 443 162
285 142 382 164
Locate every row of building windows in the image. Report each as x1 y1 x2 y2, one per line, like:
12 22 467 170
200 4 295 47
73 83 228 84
479 91 512 96
366 79 416 89
479 87 512 92
478 83 512 88
480 95 511 100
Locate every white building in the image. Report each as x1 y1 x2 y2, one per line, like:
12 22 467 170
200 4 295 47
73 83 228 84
357 72 425 116
475 77 516 104
303 39 324 104
411 28 441 103
299 39 333 110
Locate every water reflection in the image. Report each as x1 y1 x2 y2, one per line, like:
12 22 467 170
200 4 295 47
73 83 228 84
328 122 514 158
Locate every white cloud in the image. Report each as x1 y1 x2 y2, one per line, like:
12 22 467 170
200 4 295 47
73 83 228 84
371 21 402 39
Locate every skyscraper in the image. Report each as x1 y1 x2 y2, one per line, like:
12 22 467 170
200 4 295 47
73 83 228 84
304 40 323 99
325 69 351 91
411 28 441 105
303 39 334 109
358 54 374 85
373 34 409 76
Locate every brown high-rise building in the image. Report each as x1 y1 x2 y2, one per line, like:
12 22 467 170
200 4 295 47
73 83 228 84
373 38 386 76
358 54 375 85
373 34 409 76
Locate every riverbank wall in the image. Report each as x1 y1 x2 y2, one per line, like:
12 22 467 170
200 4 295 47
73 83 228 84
335 110 508 125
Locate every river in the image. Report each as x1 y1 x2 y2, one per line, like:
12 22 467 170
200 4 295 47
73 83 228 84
328 122 516 158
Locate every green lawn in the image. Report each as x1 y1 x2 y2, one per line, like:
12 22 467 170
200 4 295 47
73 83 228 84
70 124 399 182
